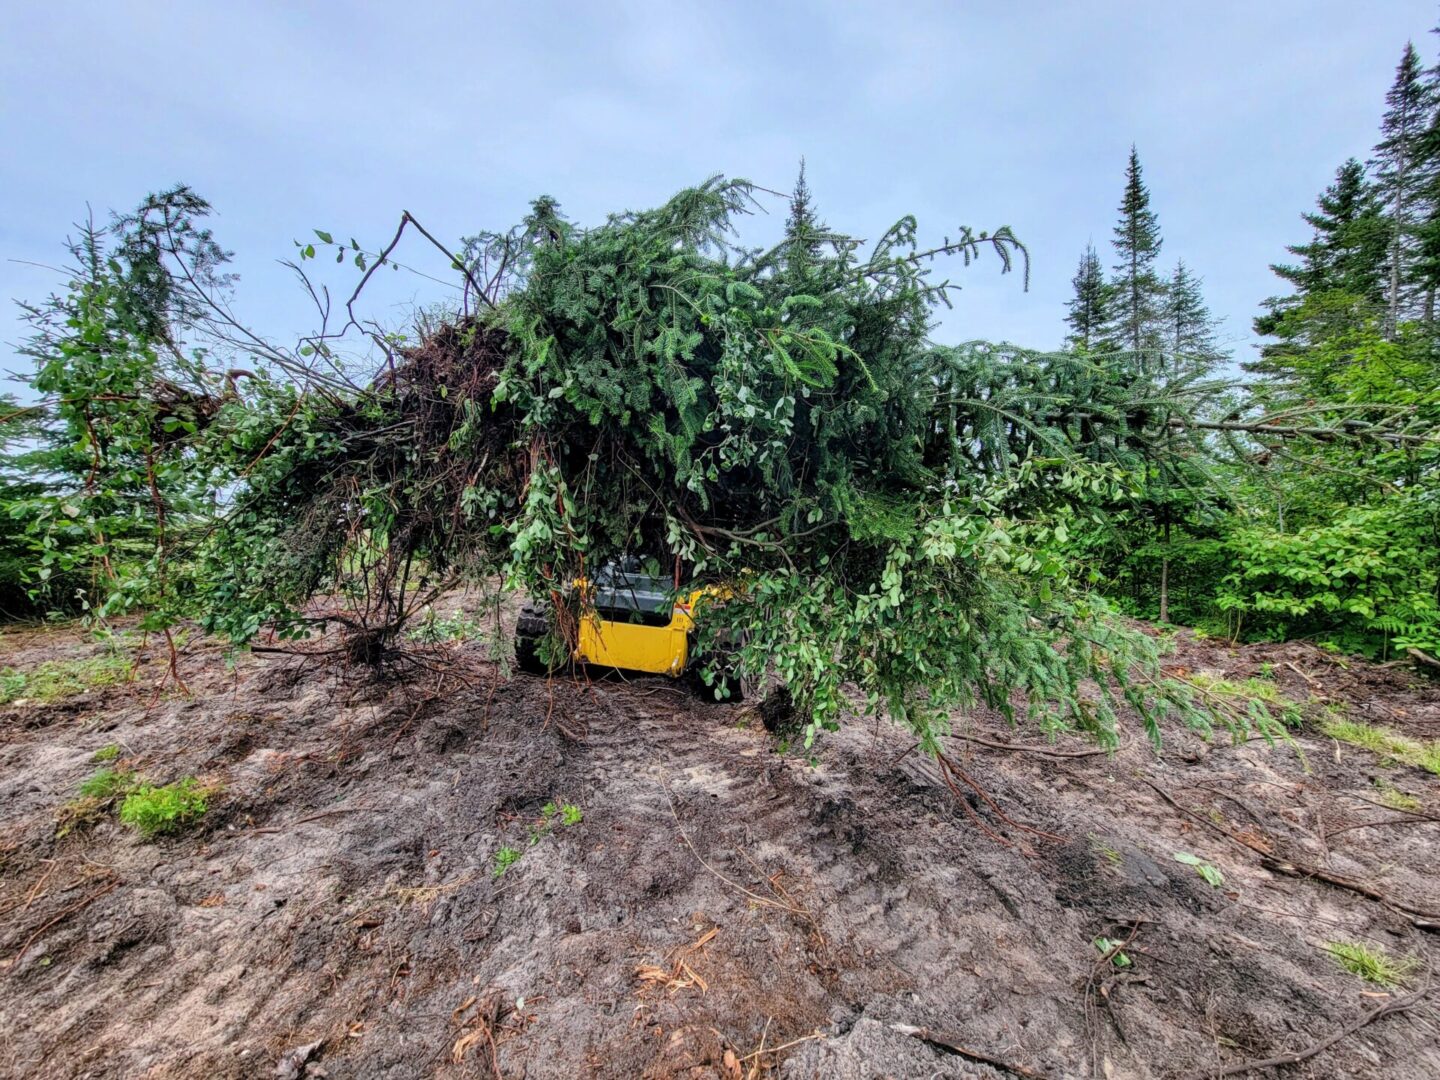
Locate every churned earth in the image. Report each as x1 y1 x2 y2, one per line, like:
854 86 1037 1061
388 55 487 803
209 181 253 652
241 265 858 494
0 610 1437 1079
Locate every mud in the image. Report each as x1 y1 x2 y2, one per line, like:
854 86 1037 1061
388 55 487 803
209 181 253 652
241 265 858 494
0 618 1437 1079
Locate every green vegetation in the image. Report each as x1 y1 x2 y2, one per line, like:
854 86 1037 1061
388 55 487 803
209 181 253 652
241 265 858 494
1323 940 1418 987
1185 671 1304 727
492 846 522 878
0 653 131 704
529 800 583 845
56 765 142 837
118 778 210 837
78 767 138 800
406 607 487 644
1319 715 1440 774
1374 781 1423 812
91 743 122 763
1093 936 1133 969
4 13 1439 764
1173 850 1225 888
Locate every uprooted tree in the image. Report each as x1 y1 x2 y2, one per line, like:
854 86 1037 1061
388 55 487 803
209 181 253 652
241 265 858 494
17 175 1433 755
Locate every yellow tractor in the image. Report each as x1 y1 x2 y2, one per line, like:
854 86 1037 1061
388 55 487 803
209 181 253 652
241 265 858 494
515 558 747 700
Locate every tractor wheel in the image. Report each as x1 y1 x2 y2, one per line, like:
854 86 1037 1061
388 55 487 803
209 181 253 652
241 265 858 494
688 633 752 703
514 603 553 676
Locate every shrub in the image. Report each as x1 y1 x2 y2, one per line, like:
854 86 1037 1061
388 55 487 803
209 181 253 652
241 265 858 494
118 778 210 837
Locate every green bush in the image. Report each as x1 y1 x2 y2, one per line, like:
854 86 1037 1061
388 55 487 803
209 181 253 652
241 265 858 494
1216 500 1440 659
118 778 210 837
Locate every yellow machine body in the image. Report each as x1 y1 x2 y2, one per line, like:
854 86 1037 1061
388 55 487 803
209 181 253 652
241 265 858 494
572 586 711 676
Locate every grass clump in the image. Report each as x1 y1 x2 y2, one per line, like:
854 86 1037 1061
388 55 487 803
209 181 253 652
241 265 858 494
91 743 122 763
78 767 138 800
57 766 140 837
0 653 131 704
1186 672 1303 728
1323 940 1418 987
118 778 210 837
1374 781 1423 813
1319 715 1440 775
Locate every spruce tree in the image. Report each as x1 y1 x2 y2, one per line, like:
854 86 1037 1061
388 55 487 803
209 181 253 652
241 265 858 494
1410 109 1440 321
1064 243 1111 350
784 158 825 272
1253 159 1389 371
1371 42 1433 334
1266 159 1387 303
1107 146 1167 358
1165 260 1225 377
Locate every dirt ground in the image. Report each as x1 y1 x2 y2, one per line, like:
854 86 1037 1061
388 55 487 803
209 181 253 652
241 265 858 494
1 610 1438 1080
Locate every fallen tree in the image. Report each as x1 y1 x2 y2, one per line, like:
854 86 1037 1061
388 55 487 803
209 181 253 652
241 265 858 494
186 175 1245 750
22 176 1311 749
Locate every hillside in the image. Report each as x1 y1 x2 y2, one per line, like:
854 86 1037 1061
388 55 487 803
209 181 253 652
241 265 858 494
2 608 1437 1079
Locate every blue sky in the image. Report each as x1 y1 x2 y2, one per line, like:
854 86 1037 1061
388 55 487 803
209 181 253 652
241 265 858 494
2 1 1434 379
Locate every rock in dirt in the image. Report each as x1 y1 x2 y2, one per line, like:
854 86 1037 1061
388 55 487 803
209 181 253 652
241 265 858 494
273 1039 323 1080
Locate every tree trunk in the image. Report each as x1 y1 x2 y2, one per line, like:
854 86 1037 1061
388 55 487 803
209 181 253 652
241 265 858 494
1159 517 1171 624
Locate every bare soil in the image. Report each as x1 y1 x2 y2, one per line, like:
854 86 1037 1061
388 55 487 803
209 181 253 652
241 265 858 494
1 614 1438 1079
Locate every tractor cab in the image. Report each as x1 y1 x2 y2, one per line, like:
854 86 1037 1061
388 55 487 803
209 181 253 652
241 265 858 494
515 558 746 699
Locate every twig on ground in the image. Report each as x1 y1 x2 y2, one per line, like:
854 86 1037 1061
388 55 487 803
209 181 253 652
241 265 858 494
1141 776 1440 926
1260 855 1440 925
950 731 1110 758
1181 980 1434 1079
232 806 383 837
6 879 119 970
660 784 810 917
890 1024 1053 1079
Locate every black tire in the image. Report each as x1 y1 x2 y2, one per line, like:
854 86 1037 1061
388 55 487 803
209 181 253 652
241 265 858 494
688 633 752 703
515 603 552 676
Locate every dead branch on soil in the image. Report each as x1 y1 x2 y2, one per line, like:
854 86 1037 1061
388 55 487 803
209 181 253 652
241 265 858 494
1084 918 1148 1078
451 988 517 1077
5 878 118 971
660 784 812 918
1140 777 1440 930
1180 978 1435 1079
935 749 1067 851
890 1024 1055 1079
737 1023 826 1076
635 928 718 995
230 805 384 837
949 731 1111 758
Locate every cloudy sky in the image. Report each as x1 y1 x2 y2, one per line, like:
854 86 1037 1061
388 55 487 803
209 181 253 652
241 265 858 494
2 1 1434 378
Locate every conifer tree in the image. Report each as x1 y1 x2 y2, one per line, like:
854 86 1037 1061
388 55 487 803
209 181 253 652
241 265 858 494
1371 42 1433 334
1164 260 1225 376
1253 159 1389 374
784 158 825 273
1107 146 1167 358
1410 109 1440 321
1064 243 1111 350
1265 159 1388 305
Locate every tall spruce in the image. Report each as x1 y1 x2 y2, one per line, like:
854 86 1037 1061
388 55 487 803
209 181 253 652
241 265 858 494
1065 243 1111 350
1411 38 1440 323
1164 260 1225 377
1267 159 1387 303
1252 159 1389 374
1371 42 1433 335
784 158 825 273
1108 146 1167 358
